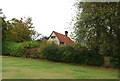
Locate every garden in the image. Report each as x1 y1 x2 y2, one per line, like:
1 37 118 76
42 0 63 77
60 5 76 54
1 2 120 79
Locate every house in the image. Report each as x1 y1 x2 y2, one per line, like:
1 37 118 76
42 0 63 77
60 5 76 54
48 31 74 46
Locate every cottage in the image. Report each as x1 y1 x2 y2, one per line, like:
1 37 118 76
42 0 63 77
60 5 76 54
48 31 74 46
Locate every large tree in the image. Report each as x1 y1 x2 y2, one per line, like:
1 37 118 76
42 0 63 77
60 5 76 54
0 9 3 42
2 17 39 42
73 2 120 56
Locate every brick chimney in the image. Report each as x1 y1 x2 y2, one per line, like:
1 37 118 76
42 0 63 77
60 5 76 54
65 31 68 37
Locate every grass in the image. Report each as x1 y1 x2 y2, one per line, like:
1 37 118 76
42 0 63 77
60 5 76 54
2 56 118 79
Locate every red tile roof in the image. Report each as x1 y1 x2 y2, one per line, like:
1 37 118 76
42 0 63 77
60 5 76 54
52 31 75 46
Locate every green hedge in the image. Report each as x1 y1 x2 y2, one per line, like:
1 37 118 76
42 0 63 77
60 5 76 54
60 47 104 66
3 41 104 66
23 41 39 48
37 42 104 66
86 53 104 66
3 42 23 56
3 41 39 57
22 48 39 59
60 46 85 63
110 52 120 68
38 41 63 61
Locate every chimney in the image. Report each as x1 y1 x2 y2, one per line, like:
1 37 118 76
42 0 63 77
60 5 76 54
65 31 68 37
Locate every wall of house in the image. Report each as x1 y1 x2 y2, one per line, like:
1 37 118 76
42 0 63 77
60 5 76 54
48 32 60 45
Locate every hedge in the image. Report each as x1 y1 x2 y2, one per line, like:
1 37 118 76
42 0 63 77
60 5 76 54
22 48 39 59
3 41 105 66
37 42 104 66
110 52 120 68
37 41 63 61
2 41 39 57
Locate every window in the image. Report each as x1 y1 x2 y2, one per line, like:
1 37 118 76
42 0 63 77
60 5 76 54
60 42 64 44
51 36 55 38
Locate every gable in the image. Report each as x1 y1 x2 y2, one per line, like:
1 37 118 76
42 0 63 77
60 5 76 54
48 31 60 45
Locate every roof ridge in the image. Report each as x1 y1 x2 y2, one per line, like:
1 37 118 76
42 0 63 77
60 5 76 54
53 31 69 38
53 31 65 36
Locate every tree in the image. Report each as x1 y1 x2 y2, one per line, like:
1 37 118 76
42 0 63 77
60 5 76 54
73 2 120 56
0 9 3 42
0 9 3 15
2 17 40 42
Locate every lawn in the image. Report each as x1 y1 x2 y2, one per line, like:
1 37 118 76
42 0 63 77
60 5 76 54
2 56 118 79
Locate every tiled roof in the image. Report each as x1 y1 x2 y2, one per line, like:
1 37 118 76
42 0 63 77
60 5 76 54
53 31 74 46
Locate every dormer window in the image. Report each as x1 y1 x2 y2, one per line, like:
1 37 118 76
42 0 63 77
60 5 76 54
51 36 55 38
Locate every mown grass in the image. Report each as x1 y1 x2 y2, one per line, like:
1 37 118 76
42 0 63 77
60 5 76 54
2 56 118 79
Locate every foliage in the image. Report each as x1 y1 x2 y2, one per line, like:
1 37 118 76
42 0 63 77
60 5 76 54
61 46 80 63
110 51 120 68
3 41 104 66
3 41 39 57
37 41 104 66
3 42 24 56
85 49 104 66
61 46 104 66
73 2 120 57
0 8 2 15
43 44 62 62
2 17 40 42
23 48 39 59
24 41 39 48
38 40 62 61
37 40 50 59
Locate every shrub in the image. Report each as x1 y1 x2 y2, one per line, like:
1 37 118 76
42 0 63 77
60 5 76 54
3 42 24 56
3 41 105 66
59 46 87 64
61 46 77 63
44 44 62 62
2 41 39 57
38 41 62 61
85 49 104 66
37 42 104 66
22 48 39 59
3 42 16 55
110 52 120 68
37 40 50 59
23 41 39 48
75 49 88 64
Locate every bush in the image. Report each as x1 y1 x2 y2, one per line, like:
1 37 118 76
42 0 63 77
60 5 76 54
60 46 75 63
23 41 39 48
22 48 39 59
38 41 62 61
3 42 24 56
59 46 104 66
75 49 88 64
110 52 120 68
60 46 82 63
37 42 104 66
3 41 105 66
3 42 16 55
85 49 104 66
2 41 39 57
44 44 62 62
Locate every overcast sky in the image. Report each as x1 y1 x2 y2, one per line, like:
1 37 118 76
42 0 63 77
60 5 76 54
1 0 76 38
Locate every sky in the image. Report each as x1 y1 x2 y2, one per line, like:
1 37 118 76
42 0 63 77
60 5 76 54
1 0 76 38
